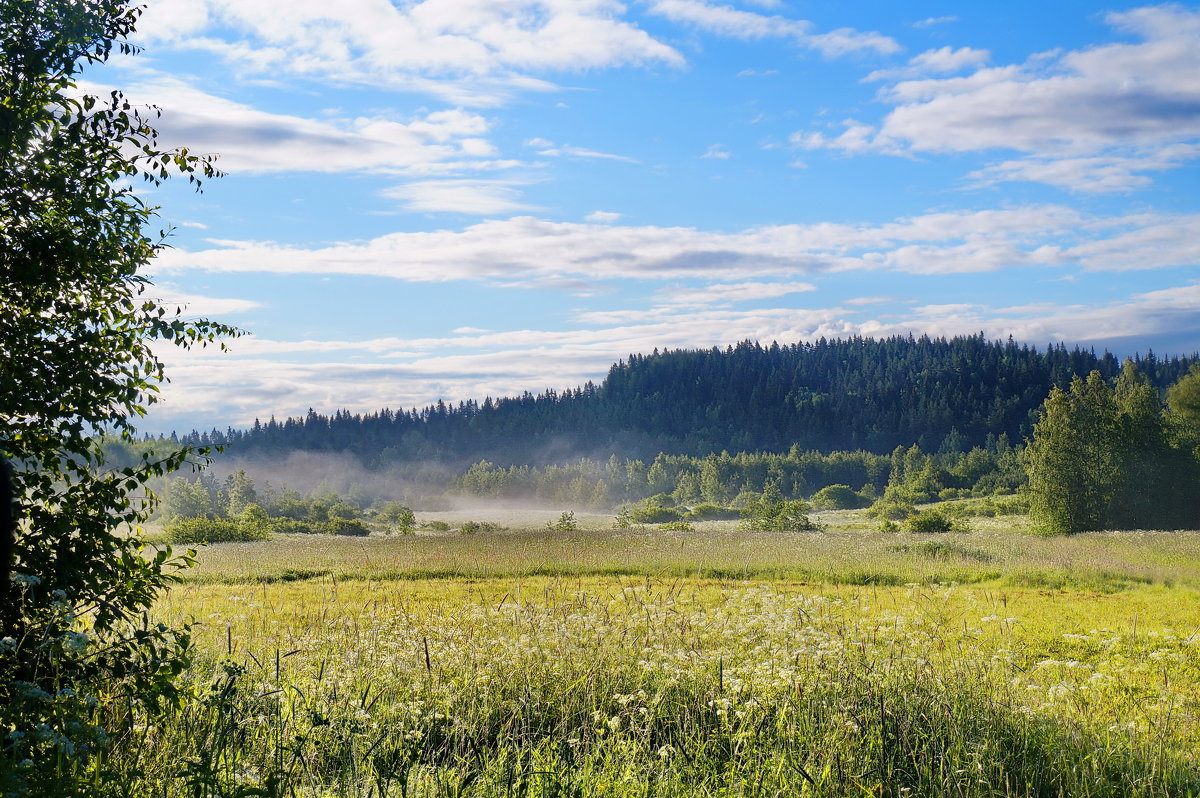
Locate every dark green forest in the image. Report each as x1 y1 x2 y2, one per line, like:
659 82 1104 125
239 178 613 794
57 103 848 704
179 335 1198 465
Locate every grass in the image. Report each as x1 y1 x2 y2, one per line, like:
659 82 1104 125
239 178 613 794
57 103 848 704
112 507 1200 796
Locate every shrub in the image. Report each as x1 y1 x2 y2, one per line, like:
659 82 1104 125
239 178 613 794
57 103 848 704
685 503 741 521
659 519 694 531
903 508 966 534
740 487 821 532
166 518 270 544
810 484 866 510
270 519 321 535
625 499 684 524
547 511 578 532
422 520 452 531
460 520 503 535
324 518 371 537
867 498 916 520
377 501 416 532
237 503 272 537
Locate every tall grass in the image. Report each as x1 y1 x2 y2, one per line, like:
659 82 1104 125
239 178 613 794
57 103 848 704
110 567 1200 796
180 521 1200 593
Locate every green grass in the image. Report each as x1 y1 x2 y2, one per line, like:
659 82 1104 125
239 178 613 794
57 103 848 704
110 507 1200 796
178 512 1200 593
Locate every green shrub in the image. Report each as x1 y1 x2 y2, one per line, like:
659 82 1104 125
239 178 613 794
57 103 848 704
740 487 821 532
903 508 966 534
324 518 371 537
547 511 578 532
878 519 901 533
270 519 321 535
460 520 503 535
165 518 270 544
684 503 741 521
423 520 452 531
659 519 694 531
867 498 916 520
810 484 866 510
377 501 416 532
631 505 683 524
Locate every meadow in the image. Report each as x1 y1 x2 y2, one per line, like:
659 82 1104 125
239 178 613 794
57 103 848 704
128 508 1200 797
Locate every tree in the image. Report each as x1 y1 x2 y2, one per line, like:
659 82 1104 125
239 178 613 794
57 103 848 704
1167 364 1200 436
220 468 258 516
1024 373 1120 533
1026 365 1200 534
160 476 216 520
1110 360 1172 529
0 2 234 793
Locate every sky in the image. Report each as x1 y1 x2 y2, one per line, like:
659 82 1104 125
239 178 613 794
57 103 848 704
91 0 1200 433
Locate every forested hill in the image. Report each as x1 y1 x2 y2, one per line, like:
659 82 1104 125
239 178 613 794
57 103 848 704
181 335 1198 465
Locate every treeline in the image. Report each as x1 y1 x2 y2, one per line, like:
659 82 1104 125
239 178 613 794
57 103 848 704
453 438 1024 509
173 335 1199 464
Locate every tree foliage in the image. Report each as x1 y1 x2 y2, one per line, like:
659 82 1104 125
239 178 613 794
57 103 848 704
0 1 234 792
1025 364 1200 534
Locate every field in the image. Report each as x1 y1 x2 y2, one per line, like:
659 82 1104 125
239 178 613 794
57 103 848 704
132 508 1200 797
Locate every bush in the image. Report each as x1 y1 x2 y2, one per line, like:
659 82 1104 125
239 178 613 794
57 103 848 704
903 508 966 534
626 500 684 524
685 503 741 521
810 484 866 510
740 487 821 532
270 519 321 535
460 520 503 535
547 511 578 532
423 521 452 531
659 519 694 531
324 518 371 537
166 518 271 544
377 501 416 532
867 498 916 520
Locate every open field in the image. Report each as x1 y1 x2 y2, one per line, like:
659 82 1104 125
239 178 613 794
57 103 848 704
179 510 1200 594
129 509 1200 796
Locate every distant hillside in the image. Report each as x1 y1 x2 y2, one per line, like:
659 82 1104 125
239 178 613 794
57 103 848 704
181 335 1199 465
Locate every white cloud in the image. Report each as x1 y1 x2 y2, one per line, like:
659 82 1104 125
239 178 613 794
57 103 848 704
87 76 511 176
135 0 685 106
380 179 538 215
966 145 1200 192
658 281 816 307
701 144 731 159
792 119 886 155
911 16 957 29
647 0 899 56
794 5 1200 191
157 206 1200 282
864 46 989 82
529 138 638 162
585 210 622 223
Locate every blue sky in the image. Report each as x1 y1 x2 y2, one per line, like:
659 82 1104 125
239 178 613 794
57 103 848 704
92 0 1200 432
